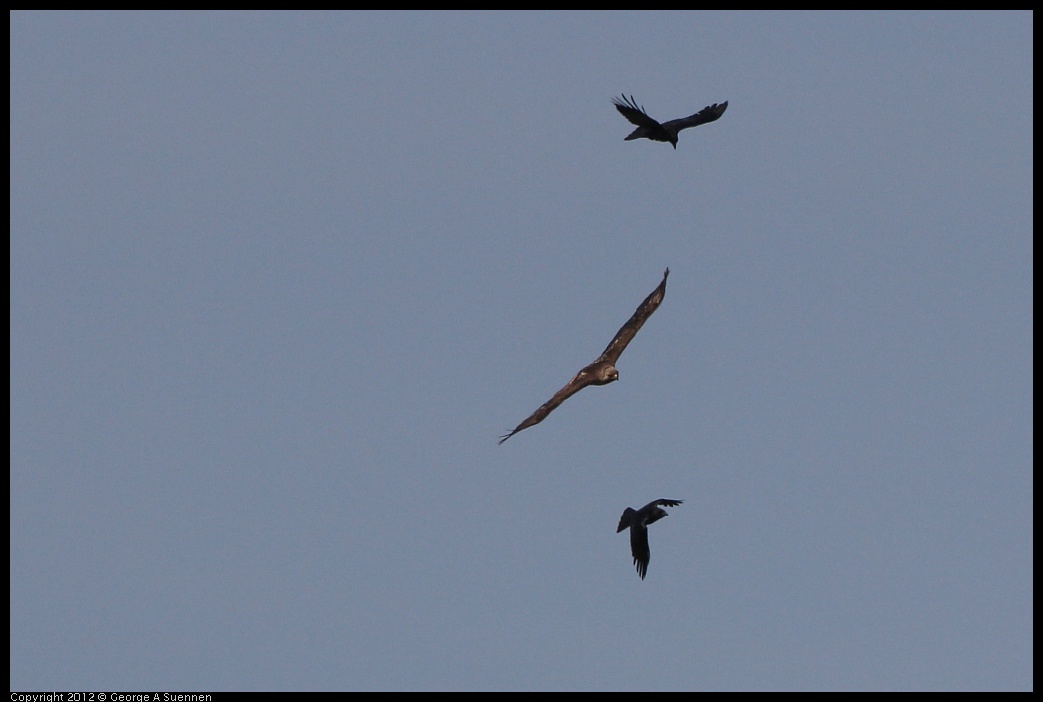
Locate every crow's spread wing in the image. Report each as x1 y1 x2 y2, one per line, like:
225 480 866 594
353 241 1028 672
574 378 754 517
662 101 729 134
612 94 662 130
629 524 651 580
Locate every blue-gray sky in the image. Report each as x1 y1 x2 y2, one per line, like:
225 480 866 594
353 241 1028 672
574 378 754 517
10 11 1032 691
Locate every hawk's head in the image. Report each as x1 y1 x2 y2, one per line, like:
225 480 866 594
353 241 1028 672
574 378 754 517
592 363 619 385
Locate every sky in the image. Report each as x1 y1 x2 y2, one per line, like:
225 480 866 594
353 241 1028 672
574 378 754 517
9 11 1033 692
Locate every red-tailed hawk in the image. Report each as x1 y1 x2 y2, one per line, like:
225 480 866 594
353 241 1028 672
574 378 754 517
498 268 670 444
617 499 683 580
613 94 728 149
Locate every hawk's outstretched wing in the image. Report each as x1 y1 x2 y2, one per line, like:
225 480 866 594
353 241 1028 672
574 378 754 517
596 268 669 366
498 367 596 445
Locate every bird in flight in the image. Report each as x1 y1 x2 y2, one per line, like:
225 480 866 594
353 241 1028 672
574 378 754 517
617 499 683 580
612 94 728 149
498 268 670 444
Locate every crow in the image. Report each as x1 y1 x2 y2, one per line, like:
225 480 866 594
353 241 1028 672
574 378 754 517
617 499 683 580
613 94 728 149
